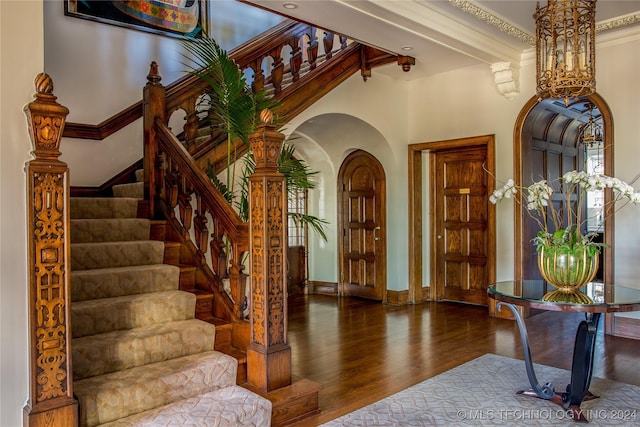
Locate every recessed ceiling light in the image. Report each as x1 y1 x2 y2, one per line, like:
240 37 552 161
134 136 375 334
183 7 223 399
283 2 298 9
401 46 413 51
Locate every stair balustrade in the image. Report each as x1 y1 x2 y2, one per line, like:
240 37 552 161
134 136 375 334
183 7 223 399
151 102 250 321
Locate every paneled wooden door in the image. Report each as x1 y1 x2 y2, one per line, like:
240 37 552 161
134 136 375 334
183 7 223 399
433 146 489 305
338 150 386 301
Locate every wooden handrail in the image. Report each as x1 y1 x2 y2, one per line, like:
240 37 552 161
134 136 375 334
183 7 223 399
63 19 404 143
155 118 248 241
154 117 249 319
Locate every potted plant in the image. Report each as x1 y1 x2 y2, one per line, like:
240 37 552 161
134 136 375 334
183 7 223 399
180 35 328 239
490 170 640 299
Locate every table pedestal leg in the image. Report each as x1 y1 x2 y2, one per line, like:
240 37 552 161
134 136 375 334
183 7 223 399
497 303 600 423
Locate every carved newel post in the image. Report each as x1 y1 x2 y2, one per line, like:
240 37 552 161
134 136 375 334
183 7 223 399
143 61 166 219
23 74 78 426
247 109 292 392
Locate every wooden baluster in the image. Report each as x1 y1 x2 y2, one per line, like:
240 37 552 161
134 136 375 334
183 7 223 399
340 35 348 50
194 197 209 258
156 151 167 204
307 27 319 70
270 49 284 94
323 31 335 60
23 73 79 427
249 61 265 93
143 62 167 219
178 174 193 236
247 109 291 392
183 96 199 153
229 243 245 319
209 218 223 279
167 161 180 213
289 37 302 82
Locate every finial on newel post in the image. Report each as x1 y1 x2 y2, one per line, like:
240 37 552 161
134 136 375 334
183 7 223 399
25 73 70 161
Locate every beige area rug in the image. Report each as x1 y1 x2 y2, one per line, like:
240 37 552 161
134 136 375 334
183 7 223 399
321 353 640 426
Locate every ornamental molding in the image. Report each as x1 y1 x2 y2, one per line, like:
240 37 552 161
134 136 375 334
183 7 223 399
449 0 640 47
448 0 534 46
597 12 640 33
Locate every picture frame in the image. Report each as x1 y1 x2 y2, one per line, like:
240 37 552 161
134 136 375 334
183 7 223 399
64 1 208 39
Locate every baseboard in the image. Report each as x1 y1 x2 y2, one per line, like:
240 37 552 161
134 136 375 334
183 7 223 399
386 289 409 305
387 287 432 305
607 314 640 340
307 281 337 295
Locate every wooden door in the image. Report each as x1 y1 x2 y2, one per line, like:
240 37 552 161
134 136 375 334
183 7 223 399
434 146 489 305
338 150 386 301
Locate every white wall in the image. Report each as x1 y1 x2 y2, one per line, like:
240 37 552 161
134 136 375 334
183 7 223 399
285 72 410 290
44 0 283 186
407 28 640 286
0 2 43 425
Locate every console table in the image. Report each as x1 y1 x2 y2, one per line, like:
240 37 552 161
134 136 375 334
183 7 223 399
488 280 640 422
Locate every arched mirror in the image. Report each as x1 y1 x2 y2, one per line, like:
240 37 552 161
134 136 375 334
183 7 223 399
515 94 614 284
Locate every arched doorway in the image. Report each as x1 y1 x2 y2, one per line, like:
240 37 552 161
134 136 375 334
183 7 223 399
337 150 387 301
514 94 614 284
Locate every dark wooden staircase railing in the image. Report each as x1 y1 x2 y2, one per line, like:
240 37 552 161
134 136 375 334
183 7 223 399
63 19 409 171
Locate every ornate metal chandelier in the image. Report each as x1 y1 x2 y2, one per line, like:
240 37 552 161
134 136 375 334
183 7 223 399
534 0 596 104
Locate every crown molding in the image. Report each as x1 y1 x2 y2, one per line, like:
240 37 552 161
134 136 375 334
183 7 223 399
448 0 535 46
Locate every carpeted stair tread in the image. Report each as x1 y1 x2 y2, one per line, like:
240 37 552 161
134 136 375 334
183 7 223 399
113 182 144 199
71 197 139 219
71 240 165 270
72 290 197 338
72 318 217 380
71 264 180 302
96 385 272 427
71 218 151 243
74 350 238 427
69 191 271 425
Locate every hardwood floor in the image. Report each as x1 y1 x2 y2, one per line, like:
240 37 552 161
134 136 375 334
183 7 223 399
286 294 640 426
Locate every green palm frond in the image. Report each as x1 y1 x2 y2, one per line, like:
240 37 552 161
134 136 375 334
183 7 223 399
279 144 318 193
289 212 329 242
181 35 325 241
205 160 233 203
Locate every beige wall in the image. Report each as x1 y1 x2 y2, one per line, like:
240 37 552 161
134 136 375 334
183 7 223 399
407 29 640 285
2 2 640 423
1 1 44 425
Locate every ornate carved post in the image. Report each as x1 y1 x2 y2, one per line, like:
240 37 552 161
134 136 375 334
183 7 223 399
247 110 291 392
143 62 166 219
23 73 78 426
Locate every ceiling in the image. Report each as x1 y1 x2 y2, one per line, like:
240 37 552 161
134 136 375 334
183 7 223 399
243 1 640 80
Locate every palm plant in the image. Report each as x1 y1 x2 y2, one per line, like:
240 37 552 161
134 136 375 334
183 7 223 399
235 144 328 241
181 34 275 198
181 35 327 241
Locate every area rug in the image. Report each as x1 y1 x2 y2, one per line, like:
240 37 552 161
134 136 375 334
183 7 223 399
321 353 640 426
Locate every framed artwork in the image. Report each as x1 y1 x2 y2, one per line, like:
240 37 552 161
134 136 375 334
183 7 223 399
64 1 208 39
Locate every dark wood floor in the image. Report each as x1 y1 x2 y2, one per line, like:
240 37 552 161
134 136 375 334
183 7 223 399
286 294 640 426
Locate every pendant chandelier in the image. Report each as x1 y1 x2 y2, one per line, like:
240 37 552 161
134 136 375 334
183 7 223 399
534 0 596 104
580 102 603 148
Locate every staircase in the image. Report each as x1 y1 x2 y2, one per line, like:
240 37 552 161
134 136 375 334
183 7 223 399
69 175 271 426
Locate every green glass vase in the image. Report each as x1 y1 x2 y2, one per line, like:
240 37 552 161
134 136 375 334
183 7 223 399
538 245 599 292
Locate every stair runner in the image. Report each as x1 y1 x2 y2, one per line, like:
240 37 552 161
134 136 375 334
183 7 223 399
70 176 271 426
